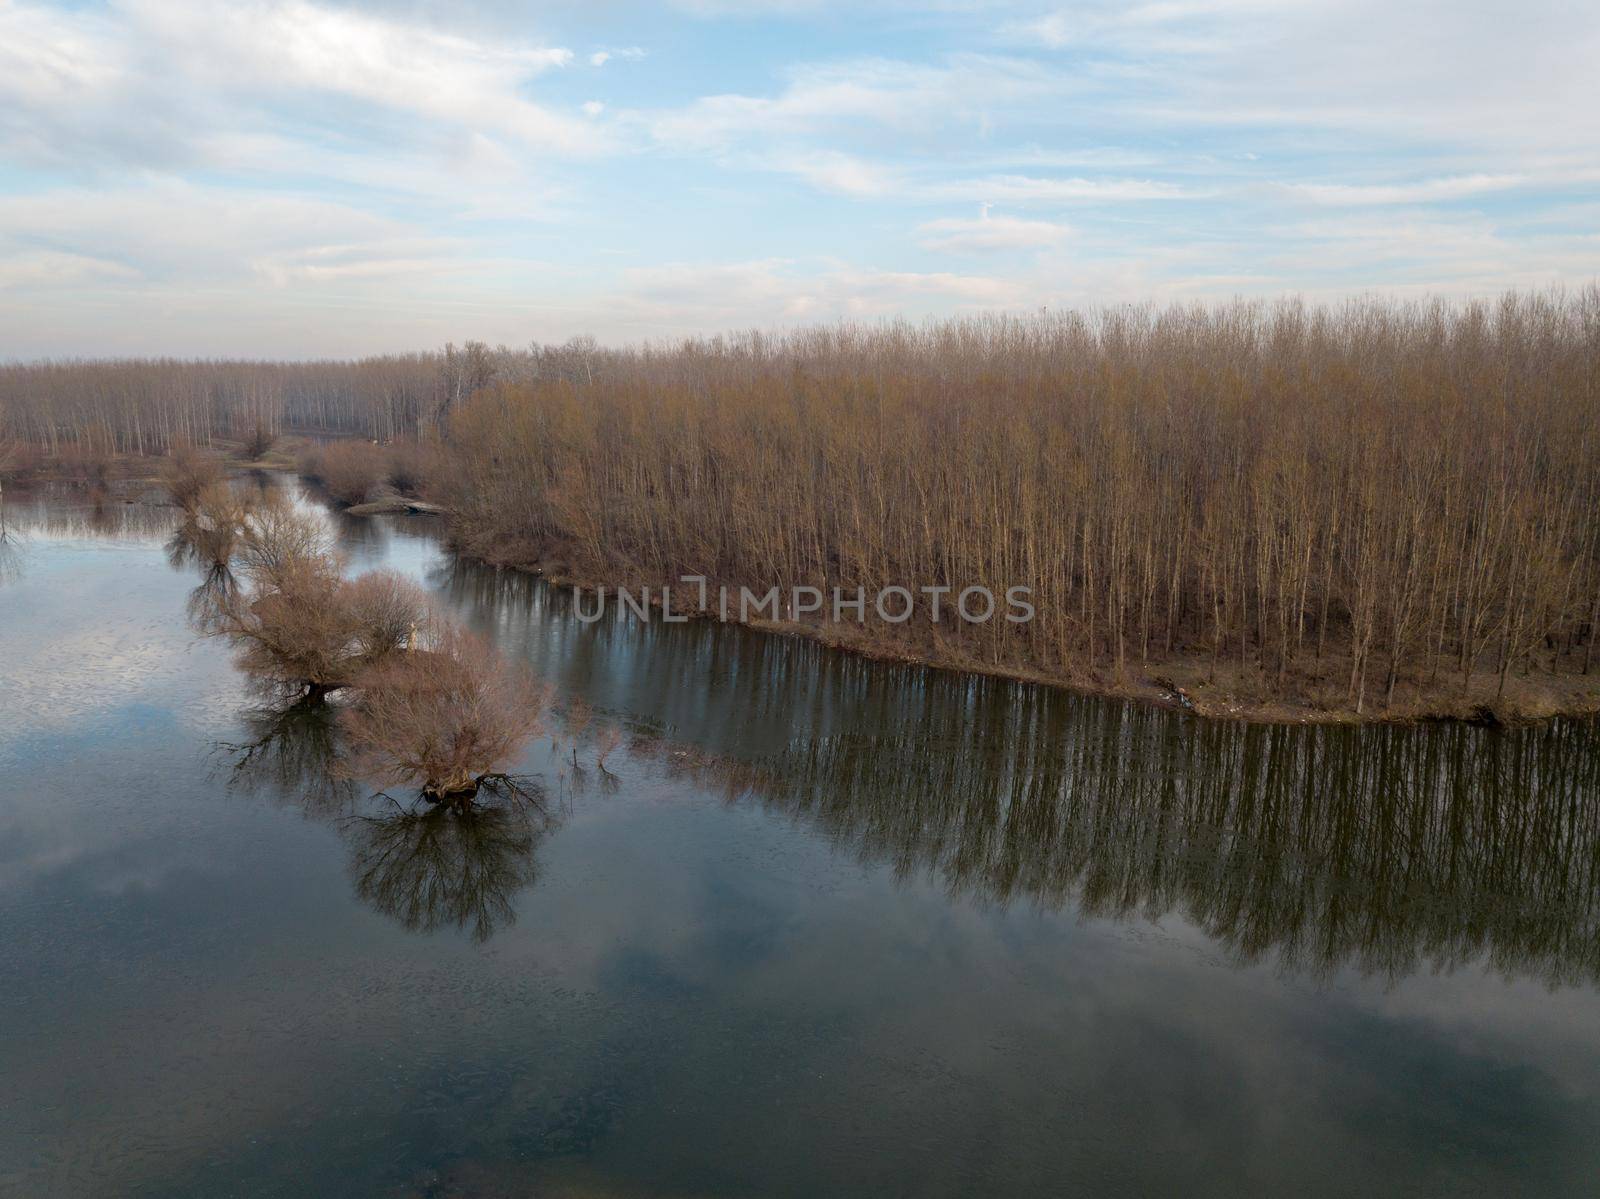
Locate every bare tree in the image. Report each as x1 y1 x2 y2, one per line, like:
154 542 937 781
341 623 546 801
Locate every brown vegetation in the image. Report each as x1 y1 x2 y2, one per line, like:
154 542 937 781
238 419 276 461
232 492 331 587
0 436 42 482
340 624 546 801
383 438 443 497
160 443 225 512
430 292 1600 720
184 483 253 569
206 499 429 696
0 337 575 453
301 440 388 506
56 441 113 490
8 290 1599 720
218 560 429 697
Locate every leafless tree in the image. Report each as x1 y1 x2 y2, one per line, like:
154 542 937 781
341 623 546 801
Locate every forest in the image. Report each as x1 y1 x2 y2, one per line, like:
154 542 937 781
3 289 1599 720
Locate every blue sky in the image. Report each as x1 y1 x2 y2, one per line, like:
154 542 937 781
2 0 1598 357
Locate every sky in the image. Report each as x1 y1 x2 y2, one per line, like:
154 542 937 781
2 0 1598 358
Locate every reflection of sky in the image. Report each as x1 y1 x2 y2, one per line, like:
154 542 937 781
2 488 1599 1197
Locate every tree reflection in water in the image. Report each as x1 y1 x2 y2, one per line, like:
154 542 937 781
348 787 554 943
214 692 360 817
430 554 1600 988
0 529 21 586
215 690 559 943
750 697 1600 988
168 523 242 630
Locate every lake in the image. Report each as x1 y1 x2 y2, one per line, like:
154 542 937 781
2 479 1598 1198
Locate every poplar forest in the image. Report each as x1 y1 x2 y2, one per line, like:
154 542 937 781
5 291 1600 721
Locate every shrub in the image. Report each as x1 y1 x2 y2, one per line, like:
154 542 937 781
58 441 113 489
160 443 225 513
184 482 252 569
342 624 545 800
217 542 430 697
317 441 388 506
235 492 332 589
239 420 276 461
294 441 325 481
219 499 435 691
384 439 441 497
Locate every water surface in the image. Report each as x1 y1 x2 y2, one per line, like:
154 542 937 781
2 481 1599 1197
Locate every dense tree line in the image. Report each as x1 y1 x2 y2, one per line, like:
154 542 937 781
437 292 1600 714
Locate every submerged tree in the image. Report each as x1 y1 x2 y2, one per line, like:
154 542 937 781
341 623 546 802
159 443 225 514
233 492 332 588
218 557 430 699
167 482 253 573
196 496 430 698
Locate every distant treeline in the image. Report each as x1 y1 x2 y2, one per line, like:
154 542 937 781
0 337 605 452
4 290 1599 714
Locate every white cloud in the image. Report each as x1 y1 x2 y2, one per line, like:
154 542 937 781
1013 1 1600 151
917 211 1070 253
590 47 645 67
1275 174 1525 206
127 0 591 150
648 54 1070 150
0 181 455 289
928 174 1199 204
1008 1 1297 54
0 0 605 168
611 258 1033 329
0 249 140 290
5 0 1600 356
759 150 901 197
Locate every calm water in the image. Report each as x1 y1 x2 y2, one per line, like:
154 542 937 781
2 480 1599 1198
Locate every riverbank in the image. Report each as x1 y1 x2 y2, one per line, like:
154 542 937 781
11 463 1594 727
446 536 1600 728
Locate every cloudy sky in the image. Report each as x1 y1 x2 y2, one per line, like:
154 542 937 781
2 0 1598 357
